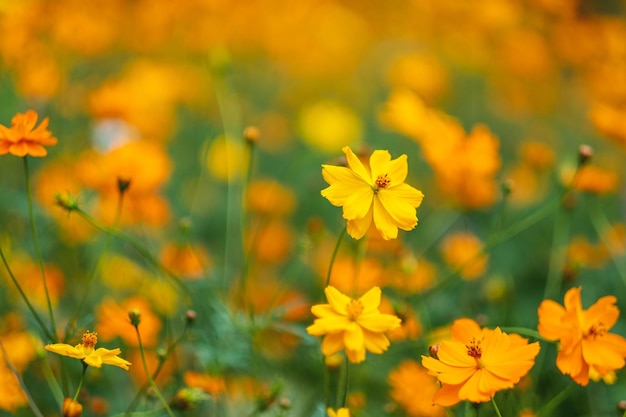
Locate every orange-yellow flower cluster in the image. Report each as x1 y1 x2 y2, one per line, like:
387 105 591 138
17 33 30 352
422 318 540 406
307 286 401 363
538 287 626 386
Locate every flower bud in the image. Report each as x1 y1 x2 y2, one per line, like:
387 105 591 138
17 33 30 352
55 193 80 212
62 398 83 417
117 177 132 194
243 126 260 144
578 144 593 166
185 309 197 325
428 344 440 359
128 308 142 326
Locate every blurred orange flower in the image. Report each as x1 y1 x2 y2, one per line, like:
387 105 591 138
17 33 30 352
321 146 424 240
440 232 488 280
0 110 57 157
538 287 626 386
160 243 211 280
96 297 161 348
388 360 445 417
184 371 226 396
422 318 539 406
307 286 401 363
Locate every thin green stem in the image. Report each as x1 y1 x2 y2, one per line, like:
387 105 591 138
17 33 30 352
499 327 544 340
0 338 45 417
126 322 190 415
23 156 57 338
490 396 503 417
0 244 54 341
133 323 176 417
73 362 88 401
340 356 350 408
39 354 63 405
538 383 575 416
65 193 125 342
74 207 188 295
325 227 347 288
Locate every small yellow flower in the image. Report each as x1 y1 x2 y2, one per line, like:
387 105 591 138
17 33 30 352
307 286 401 363
321 146 424 240
45 331 131 370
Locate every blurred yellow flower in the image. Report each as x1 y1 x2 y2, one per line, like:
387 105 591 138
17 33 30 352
422 318 539 406
321 146 424 240
298 101 362 152
205 135 250 182
388 360 445 417
538 287 626 386
307 286 401 363
45 331 131 370
0 110 57 157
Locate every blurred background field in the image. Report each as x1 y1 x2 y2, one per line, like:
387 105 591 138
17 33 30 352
2 0 626 416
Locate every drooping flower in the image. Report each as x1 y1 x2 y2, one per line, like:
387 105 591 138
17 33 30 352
306 286 401 363
321 146 424 240
0 110 58 157
537 287 626 386
422 318 540 406
45 331 131 370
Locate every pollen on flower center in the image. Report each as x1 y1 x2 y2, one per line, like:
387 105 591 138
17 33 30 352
82 331 98 348
346 299 364 320
375 174 391 190
587 322 607 339
466 338 482 359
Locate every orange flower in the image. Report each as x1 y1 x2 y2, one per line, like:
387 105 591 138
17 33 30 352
422 318 540 406
537 287 626 386
184 371 226 396
388 360 445 417
0 110 57 157
440 232 488 280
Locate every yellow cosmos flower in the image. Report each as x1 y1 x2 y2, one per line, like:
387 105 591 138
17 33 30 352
421 318 540 406
538 287 626 386
306 286 401 363
45 331 131 370
321 146 424 240
0 109 58 157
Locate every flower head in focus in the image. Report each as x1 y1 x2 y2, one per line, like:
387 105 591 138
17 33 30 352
538 287 626 386
321 146 424 240
306 286 401 363
422 318 540 406
45 331 131 370
0 110 58 157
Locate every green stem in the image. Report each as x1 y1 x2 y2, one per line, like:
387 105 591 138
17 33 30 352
340 357 350 408
325 227 347 288
65 193 125 342
74 208 188 295
133 324 176 417
0 244 54 341
0 338 45 417
73 362 88 401
23 156 57 338
499 327 544 340
542 204 570 300
538 383 575 416
491 396 503 417
125 322 190 415
588 198 626 289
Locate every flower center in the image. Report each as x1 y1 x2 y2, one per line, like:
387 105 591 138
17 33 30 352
587 322 607 339
375 174 391 190
82 331 98 348
346 299 364 321
466 338 482 359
